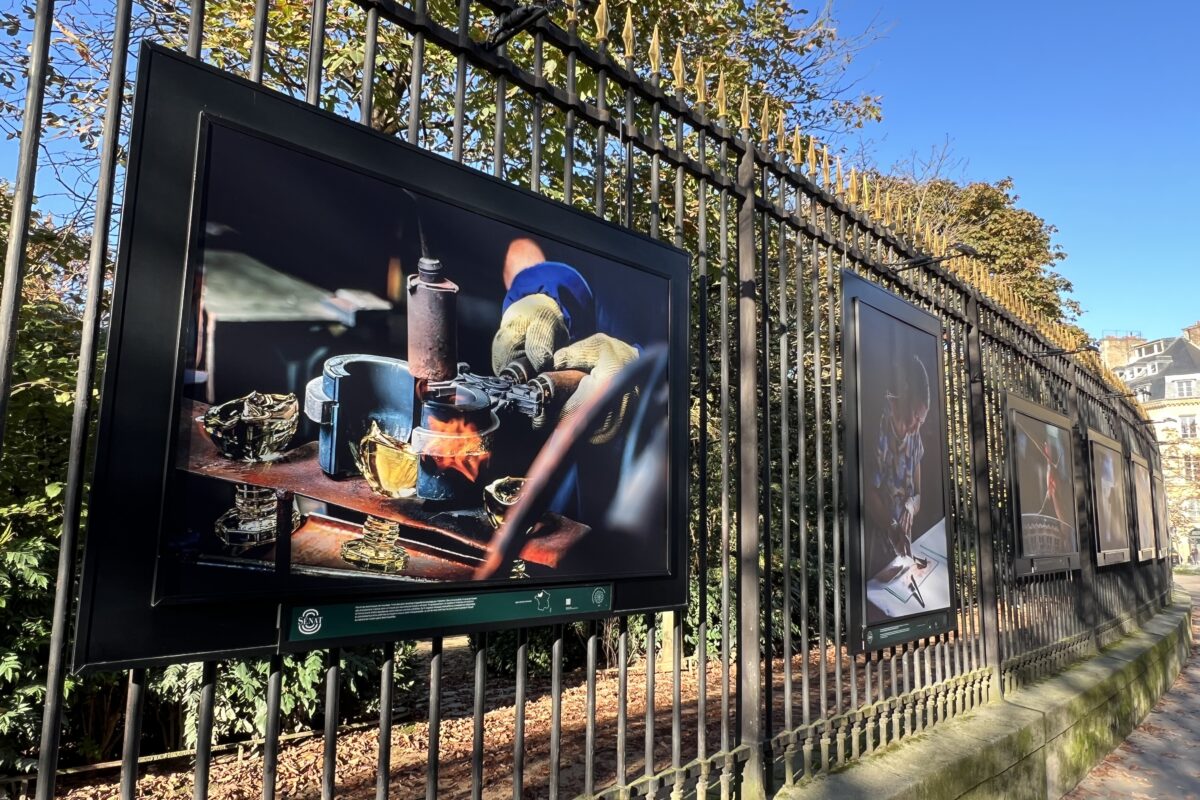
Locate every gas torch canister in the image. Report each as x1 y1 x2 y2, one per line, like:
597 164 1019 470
407 256 459 383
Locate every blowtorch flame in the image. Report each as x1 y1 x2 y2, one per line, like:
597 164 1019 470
422 416 490 483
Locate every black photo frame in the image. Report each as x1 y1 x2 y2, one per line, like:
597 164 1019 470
842 271 957 653
1087 430 1131 566
72 45 691 671
1005 394 1081 576
1152 473 1170 561
1130 454 1157 562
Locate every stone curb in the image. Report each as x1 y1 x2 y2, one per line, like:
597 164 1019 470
774 590 1194 800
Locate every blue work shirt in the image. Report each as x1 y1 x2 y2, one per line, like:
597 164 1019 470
503 262 598 342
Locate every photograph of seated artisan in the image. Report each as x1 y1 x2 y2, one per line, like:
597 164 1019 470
168 120 672 588
857 304 952 624
1013 413 1077 558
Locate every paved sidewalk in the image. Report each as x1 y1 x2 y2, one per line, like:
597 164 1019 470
1065 573 1200 800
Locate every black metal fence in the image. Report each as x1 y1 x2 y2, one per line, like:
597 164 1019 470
0 0 1172 798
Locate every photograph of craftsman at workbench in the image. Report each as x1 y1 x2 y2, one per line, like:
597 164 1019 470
165 118 675 592
843 271 956 651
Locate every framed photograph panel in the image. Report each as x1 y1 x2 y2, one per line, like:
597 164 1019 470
843 271 956 653
72 46 690 670
1005 394 1080 576
1153 473 1170 560
1088 430 1131 566
1130 455 1156 562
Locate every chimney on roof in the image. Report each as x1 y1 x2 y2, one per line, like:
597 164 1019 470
1099 333 1147 370
1185 322 1200 348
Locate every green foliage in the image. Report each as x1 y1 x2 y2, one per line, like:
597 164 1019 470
874 173 1078 322
0 185 92 772
146 645 416 751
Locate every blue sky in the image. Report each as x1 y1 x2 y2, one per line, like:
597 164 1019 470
833 0 1200 341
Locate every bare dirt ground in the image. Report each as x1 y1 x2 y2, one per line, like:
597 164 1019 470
57 636 740 799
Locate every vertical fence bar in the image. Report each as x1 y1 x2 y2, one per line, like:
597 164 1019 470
758 176 775 791
617 616 629 792
249 0 270 83
1069 366 1101 653
323 649 341 799
645 612 657 797
451 0 470 161
966 297 1004 698
585 620 598 795
263 655 283 800
472 634 486 800
194 662 217 800
696 108 712 797
513 628 527 799
736 131 765 797
407 0 426 144
426 637 442 800
0 0 54 446
360 6 379 125
306 0 327 104
187 0 206 57
34 0 131 793
549 626 563 800
119 669 146 800
378 645 394 800
563 10 578 204
718 127 734 798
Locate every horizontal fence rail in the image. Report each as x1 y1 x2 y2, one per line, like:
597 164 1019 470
0 0 1172 798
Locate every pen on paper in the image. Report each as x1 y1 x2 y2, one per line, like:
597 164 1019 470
909 574 925 608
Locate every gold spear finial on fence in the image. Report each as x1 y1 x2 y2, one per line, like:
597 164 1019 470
739 86 751 131
672 42 685 92
594 0 610 41
758 98 770 145
649 24 661 75
776 110 787 155
791 126 803 166
821 144 831 188
695 60 706 106
622 5 634 59
836 156 844 199
715 70 727 119
861 174 870 211
806 135 817 176
848 166 858 203
873 183 883 219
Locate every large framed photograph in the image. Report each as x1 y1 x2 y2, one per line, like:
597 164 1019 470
1153 474 1170 560
1088 430 1131 566
73 46 689 670
843 271 956 653
1006 395 1080 576
1130 455 1157 562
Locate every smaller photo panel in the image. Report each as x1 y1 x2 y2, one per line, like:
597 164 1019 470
1153 474 1170 560
1088 430 1130 566
1131 455 1156 562
1006 395 1080 576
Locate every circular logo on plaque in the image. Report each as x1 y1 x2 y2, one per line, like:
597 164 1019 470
297 608 323 636
591 588 607 607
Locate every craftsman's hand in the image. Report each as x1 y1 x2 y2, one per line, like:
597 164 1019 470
551 333 639 444
900 495 919 536
491 293 568 375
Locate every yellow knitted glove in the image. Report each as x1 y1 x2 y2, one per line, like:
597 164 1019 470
491 293 568 375
552 333 639 444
